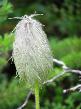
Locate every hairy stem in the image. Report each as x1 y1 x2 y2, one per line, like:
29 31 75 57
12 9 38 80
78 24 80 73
35 81 40 109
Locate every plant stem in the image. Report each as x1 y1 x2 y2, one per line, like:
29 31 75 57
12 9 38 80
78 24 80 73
35 81 40 109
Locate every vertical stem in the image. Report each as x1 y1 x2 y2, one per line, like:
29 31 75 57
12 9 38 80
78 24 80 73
35 81 40 109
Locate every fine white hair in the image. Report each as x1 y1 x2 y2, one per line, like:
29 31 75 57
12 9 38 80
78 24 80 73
13 14 53 87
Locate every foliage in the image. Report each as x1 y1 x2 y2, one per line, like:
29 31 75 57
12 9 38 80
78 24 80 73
0 33 14 71
0 0 13 24
50 37 81 59
0 78 28 109
62 52 81 69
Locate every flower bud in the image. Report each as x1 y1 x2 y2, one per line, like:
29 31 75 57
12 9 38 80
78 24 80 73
13 14 53 87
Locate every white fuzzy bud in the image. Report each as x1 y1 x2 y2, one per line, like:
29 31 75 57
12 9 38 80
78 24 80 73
13 14 53 87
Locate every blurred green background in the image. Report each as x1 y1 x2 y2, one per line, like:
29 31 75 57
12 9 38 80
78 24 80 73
0 0 81 109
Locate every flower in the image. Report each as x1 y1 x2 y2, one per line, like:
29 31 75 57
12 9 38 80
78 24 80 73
13 14 53 87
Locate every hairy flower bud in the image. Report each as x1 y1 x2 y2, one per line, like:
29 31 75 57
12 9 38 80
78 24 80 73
13 14 53 87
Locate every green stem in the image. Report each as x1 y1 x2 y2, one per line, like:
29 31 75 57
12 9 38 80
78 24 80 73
35 81 40 109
